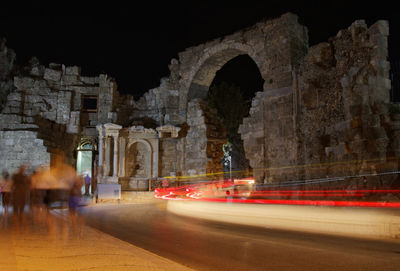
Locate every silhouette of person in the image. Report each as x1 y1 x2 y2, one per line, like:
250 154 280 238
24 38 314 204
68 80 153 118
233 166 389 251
68 175 83 226
11 165 30 224
84 173 91 196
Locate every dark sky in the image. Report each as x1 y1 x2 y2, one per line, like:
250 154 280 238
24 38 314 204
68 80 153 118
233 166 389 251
1 1 399 98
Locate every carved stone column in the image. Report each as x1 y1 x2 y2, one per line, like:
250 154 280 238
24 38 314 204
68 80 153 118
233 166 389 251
119 137 126 177
98 135 103 176
105 137 111 176
151 138 159 179
96 124 104 177
113 135 118 177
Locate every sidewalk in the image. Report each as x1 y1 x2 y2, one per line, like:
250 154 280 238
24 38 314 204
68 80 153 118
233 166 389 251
0 207 193 271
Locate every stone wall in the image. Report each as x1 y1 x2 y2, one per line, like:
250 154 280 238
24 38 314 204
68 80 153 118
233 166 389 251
128 12 308 178
239 88 297 182
123 77 183 127
159 138 178 177
1 12 398 188
296 20 394 183
126 12 398 183
0 53 118 174
34 115 79 166
239 18 399 186
0 130 49 172
184 99 226 177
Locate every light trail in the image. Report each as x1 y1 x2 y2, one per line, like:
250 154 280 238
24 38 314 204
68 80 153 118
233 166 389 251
154 175 400 208
161 157 400 181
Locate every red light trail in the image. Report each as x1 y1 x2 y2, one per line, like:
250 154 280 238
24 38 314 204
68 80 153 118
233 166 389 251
154 181 400 208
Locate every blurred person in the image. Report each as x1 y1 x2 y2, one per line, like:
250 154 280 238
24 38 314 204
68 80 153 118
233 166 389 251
50 151 85 227
11 165 30 225
84 173 91 196
30 165 55 223
68 175 83 227
1 171 12 215
52 152 80 204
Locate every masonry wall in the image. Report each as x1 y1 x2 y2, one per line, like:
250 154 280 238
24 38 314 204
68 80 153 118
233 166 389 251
0 130 49 171
159 138 178 177
123 77 182 127
240 19 399 186
0 54 117 174
240 88 297 182
184 99 226 177
294 20 390 182
2 12 398 188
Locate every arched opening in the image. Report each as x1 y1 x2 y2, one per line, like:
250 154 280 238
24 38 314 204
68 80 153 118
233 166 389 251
76 140 95 177
207 54 264 178
76 138 96 194
125 141 150 178
187 47 256 101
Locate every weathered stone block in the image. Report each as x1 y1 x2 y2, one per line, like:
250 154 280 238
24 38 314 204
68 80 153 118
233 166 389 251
302 89 318 109
306 42 333 66
62 74 80 85
14 77 34 89
80 76 97 85
0 114 21 124
364 127 387 140
65 66 81 76
44 68 62 82
30 65 44 77
368 20 389 37
7 92 21 101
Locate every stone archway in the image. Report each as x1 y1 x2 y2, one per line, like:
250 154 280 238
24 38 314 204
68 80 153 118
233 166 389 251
127 13 309 181
181 47 268 178
173 13 308 181
187 44 262 101
175 13 308 113
184 51 264 178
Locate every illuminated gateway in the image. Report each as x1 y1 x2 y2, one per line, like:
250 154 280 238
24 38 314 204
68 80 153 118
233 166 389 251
0 13 399 193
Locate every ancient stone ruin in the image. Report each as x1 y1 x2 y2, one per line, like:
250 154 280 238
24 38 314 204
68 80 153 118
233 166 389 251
0 12 398 191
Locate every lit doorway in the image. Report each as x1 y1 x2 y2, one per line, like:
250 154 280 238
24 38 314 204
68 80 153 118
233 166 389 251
76 140 95 194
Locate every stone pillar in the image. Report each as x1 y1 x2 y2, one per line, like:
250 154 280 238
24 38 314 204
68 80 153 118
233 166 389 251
113 135 118 177
119 137 126 177
150 138 159 179
96 124 104 178
98 135 103 176
105 137 111 176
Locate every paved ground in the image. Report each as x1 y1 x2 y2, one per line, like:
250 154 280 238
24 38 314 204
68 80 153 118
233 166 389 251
80 201 400 271
0 206 193 271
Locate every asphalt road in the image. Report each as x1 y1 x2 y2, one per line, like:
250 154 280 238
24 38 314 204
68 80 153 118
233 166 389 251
78 200 400 271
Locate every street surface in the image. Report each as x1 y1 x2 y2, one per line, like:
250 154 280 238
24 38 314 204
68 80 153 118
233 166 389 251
78 201 400 271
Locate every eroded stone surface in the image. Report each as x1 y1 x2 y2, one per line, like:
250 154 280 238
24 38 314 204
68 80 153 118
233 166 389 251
0 12 398 189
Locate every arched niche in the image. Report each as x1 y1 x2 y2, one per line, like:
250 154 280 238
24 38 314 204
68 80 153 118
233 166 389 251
125 139 152 179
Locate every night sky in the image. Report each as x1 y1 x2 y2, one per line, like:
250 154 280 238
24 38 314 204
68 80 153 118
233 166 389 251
1 1 399 98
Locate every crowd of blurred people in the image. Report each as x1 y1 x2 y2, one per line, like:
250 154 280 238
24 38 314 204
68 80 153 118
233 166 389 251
0 154 90 228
